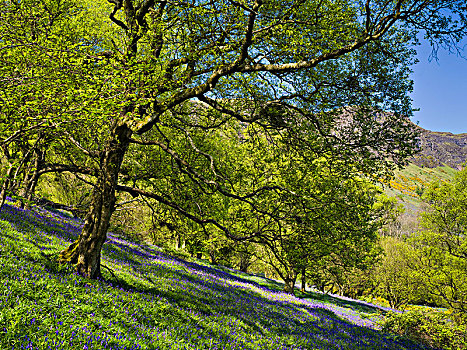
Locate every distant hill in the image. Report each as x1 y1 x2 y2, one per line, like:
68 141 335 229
382 125 465 213
411 126 467 169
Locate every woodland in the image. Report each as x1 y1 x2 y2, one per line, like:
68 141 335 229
1 0 467 349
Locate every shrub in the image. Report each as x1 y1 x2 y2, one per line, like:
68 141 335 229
381 310 467 350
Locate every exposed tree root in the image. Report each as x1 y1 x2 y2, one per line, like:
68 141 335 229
58 239 79 264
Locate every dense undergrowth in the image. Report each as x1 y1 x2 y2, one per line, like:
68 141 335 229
381 310 466 350
0 201 437 349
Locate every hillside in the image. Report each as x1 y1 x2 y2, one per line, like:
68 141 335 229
0 200 435 350
384 164 457 209
381 125 467 211
411 126 467 169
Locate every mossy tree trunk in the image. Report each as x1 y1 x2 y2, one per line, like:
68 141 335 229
0 165 14 209
59 123 132 279
283 273 297 295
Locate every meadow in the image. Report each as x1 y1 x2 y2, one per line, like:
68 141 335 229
0 200 436 350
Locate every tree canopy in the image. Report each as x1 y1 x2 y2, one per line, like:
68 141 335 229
1 0 467 279
410 168 467 314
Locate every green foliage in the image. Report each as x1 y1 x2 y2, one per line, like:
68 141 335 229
373 194 405 236
383 164 457 209
409 167 467 313
2 0 467 281
125 116 389 293
370 237 424 309
254 154 385 294
381 310 467 350
37 173 92 214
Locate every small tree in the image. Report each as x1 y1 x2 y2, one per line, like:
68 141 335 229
255 154 384 295
372 237 423 309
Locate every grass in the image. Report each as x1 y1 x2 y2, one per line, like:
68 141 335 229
383 164 457 211
0 200 437 349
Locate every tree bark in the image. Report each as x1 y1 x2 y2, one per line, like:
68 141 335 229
301 267 306 293
283 273 297 295
175 231 182 250
209 251 217 265
239 252 250 273
0 165 14 209
59 123 132 279
19 148 43 209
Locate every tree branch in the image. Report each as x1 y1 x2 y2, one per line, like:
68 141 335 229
107 0 128 30
115 184 258 241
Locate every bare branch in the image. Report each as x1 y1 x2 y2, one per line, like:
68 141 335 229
37 163 98 177
59 129 99 157
197 95 260 123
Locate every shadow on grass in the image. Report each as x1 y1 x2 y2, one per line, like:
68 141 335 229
98 236 434 350
0 203 437 350
299 290 392 315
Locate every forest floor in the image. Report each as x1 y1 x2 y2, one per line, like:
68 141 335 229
0 200 437 349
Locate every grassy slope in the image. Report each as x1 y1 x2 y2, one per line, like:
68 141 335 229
383 164 457 212
0 201 435 350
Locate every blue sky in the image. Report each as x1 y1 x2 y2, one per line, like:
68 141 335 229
410 38 467 134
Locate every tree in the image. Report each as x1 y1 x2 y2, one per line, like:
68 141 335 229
0 120 50 209
410 168 467 314
2 0 467 279
250 150 385 295
366 196 425 308
0 0 110 209
371 237 423 309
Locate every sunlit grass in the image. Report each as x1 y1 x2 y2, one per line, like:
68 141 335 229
0 200 436 349
385 164 457 207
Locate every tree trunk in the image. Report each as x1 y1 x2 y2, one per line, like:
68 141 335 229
26 172 39 203
239 252 250 273
18 157 35 209
19 153 42 210
0 178 8 209
301 267 306 293
25 148 44 206
0 165 14 209
209 250 217 265
283 273 297 295
59 123 132 279
176 231 182 249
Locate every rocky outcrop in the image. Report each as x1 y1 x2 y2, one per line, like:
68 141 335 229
411 126 467 169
